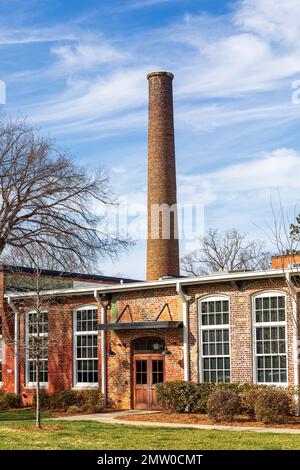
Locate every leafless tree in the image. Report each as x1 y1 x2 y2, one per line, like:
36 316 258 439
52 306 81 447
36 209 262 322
181 228 271 276
0 116 130 272
259 197 300 268
1 245 95 273
5 260 59 429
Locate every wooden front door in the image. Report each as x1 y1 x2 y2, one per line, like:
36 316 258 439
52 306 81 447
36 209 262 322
133 355 164 410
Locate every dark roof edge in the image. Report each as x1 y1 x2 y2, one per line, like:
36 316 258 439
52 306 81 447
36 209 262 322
0 264 141 284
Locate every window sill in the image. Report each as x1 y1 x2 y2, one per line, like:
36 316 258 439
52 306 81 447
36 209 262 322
72 384 99 390
25 383 48 389
256 382 288 388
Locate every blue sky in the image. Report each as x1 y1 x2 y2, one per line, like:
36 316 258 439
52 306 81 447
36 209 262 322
1 0 300 278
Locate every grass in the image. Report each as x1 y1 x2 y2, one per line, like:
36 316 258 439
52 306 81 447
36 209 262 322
0 410 300 450
0 408 52 421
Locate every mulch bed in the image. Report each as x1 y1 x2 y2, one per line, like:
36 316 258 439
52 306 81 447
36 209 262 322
15 425 65 431
118 412 300 429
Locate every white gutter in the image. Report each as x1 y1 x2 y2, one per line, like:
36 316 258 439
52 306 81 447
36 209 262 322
4 268 293 300
7 296 19 394
94 290 107 408
176 282 189 381
285 273 299 416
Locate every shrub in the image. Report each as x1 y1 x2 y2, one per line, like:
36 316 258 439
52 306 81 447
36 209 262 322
33 390 103 411
207 389 242 422
156 381 248 414
156 381 215 413
254 387 292 424
80 403 103 414
0 392 22 410
83 390 103 408
66 405 81 414
79 391 104 413
240 384 267 418
215 383 242 394
51 391 83 410
32 392 51 410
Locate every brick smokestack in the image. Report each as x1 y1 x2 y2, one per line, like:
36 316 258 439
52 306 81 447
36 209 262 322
146 71 180 281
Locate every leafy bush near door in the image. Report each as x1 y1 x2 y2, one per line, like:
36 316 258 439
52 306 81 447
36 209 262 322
156 381 215 413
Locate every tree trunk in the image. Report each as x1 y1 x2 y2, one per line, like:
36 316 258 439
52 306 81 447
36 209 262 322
35 359 41 429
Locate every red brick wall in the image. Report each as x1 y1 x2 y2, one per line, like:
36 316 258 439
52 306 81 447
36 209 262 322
272 254 300 269
1 273 16 393
106 287 183 408
4 295 100 400
1 277 299 408
187 277 297 386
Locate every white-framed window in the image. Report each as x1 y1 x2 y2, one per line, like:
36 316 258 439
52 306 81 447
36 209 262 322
26 310 48 387
253 292 287 385
0 316 2 387
73 306 98 387
199 296 230 383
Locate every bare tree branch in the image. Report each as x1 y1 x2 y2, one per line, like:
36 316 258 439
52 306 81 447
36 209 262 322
181 228 271 276
0 116 131 272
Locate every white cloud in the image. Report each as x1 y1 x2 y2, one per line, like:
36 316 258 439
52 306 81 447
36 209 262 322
120 0 172 10
0 25 76 45
178 148 300 207
234 0 300 45
51 42 126 70
28 67 147 128
8 0 300 139
4 0 300 278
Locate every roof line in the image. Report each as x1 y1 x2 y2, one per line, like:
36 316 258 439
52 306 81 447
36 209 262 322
4 268 295 300
0 264 140 284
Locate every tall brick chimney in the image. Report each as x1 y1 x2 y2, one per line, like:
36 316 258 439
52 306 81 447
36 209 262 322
146 71 180 281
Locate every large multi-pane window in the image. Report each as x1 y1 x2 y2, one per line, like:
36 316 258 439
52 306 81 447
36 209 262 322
74 306 98 386
253 292 287 384
26 311 48 386
0 316 2 387
199 296 230 383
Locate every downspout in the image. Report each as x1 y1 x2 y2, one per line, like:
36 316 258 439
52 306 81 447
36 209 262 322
7 297 19 394
285 273 299 416
176 282 189 381
94 290 107 407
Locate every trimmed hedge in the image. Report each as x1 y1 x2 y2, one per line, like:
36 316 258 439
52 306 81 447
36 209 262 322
0 392 22 410
33 390 103 411
156 381 295 424
156 381 249 413
156 381 214 413
156 381 244 413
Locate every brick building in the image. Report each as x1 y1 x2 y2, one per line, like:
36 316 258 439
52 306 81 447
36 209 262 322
1 265 299 409
0 72 299 410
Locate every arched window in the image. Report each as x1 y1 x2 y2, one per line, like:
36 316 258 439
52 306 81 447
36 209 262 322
199 296 230 383
73 306 98 386
253 291 287 384
25 310 48 387
133 338 165 355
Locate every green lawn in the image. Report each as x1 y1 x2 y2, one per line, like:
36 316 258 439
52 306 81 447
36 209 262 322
0 410 300 450
0 409 52 421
